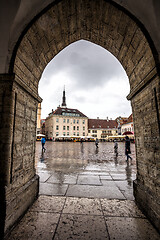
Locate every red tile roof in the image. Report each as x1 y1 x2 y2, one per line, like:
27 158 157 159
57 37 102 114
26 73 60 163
127 114 133 123
88 119 118 129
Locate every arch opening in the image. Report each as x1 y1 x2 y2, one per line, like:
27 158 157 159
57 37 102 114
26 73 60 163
38 39 132 120
2 0 160 235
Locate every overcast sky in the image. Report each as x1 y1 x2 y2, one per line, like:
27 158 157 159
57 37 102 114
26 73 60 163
38 40 132 120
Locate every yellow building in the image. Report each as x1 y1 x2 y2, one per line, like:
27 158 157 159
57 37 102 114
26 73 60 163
36 103 41 135
88 118 118 140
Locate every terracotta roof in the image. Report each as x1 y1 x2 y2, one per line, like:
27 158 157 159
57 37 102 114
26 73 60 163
127 114 133 123
48 107 87 118
88 119 118 129
115 116 131 125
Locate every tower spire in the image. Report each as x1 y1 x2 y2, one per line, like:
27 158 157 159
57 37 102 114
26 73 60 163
62 86 67 107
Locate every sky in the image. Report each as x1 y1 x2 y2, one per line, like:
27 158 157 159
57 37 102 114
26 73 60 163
38 40 132 120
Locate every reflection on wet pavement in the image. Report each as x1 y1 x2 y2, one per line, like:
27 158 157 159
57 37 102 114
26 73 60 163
35 141 137 200
7 142 160 240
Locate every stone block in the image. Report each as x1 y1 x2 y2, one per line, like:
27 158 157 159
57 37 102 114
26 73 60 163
5 175 39 234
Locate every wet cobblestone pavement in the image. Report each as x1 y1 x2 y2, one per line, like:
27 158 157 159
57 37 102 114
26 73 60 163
36 141 136 199
7 142 160 240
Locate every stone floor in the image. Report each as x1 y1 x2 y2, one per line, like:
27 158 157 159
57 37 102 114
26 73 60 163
6 141 160 239
36 141 136 200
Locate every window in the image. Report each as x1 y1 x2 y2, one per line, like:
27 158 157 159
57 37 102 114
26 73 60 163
77 132 79 136
83 132 85 136
67 126 69 130
63 126 65 130
88 130 90 133
77 126 79 130
83 120 85 124
73 132 76 136
56 118 59 122
62 112 80 116
67 119 69 123
77 120 79 124
56 132 59 136
56 125 59 130
101 135 106 138
83 126 85 131
92 134 97 137
73 126 75 130
63 119 66 123
67 132 69 136
63 132 65 136
92 130 97 133
73 119 75 124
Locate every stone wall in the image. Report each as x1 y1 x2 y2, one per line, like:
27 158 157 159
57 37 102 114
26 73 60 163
14 0 156 91
131 75 160 231
0 74 40 235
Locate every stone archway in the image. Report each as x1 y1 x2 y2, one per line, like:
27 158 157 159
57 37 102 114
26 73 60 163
1 0 160 235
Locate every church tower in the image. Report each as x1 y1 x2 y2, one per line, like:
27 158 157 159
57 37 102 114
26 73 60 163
62 86 67 107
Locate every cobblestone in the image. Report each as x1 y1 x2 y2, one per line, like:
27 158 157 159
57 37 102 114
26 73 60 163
6 142 160 239
35 141 137 199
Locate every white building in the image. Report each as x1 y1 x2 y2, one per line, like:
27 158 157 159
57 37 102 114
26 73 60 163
121 114 134 135
45 89 88 139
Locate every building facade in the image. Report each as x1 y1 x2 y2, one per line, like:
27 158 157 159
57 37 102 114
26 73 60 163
45 90 88 139
115 116 128 135
121 114 134 135
88 118 118 140
36 103 41 135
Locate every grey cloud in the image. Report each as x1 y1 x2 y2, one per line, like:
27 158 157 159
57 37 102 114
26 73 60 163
39 40 131 119
41 40 126 90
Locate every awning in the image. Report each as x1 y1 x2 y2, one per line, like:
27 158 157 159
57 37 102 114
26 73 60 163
122 131 134 135
36 134 45 137
108 135 126 139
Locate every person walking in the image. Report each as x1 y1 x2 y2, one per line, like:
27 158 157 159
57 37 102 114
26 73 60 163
114 139 118 155
125 136 132 162
41 137 46 152
95 138 99 148
80 138 83 145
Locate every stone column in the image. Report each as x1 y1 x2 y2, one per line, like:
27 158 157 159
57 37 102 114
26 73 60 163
0 74 41 237
128 70 160 233
0 74 15 238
